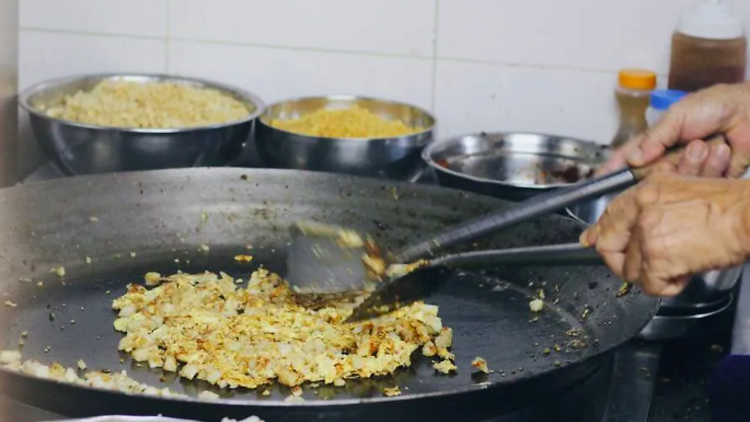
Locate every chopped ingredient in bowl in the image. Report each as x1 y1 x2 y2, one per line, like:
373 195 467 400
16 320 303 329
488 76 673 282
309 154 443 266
112 269 451 389
41 80 250 128
269 106 422 138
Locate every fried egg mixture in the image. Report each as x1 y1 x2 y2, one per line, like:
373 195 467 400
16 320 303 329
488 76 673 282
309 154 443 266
112 268 455 390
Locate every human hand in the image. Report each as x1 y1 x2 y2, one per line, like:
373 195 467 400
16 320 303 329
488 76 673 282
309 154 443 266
580 173 750 296
599 82 750 178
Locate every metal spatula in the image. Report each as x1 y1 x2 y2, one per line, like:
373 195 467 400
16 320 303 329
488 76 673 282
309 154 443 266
284 169 629 294
346 243 601 322
284 166 633 295
286 221 381 294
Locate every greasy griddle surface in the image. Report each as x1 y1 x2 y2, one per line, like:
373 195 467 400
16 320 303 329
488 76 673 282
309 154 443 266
0 168 657 414
2 245 589 401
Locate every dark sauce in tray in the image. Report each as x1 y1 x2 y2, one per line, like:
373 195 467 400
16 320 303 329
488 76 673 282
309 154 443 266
551 166 595 183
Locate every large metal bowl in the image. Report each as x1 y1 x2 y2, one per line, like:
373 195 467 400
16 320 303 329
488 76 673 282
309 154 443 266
19 73 265 175
422 132 608 201
254 95 435 179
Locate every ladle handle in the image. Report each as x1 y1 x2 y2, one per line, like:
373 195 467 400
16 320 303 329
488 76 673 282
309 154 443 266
396 135 727 263
429 243 602 267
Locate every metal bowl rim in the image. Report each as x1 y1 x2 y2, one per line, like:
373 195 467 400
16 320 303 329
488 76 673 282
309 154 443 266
18 73 266 134
422 131 609 190
257 94 436 142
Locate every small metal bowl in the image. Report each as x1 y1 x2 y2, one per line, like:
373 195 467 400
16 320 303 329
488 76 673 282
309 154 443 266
19 73 265 175
422 132 608 201
254 95 435 180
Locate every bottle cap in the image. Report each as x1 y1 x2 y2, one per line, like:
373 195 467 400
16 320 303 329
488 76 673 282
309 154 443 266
618 69 657 90
677 0 744 40
650 89 688 110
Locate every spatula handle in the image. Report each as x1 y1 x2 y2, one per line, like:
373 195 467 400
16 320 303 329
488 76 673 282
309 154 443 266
429 243 602 268
395 169 635 262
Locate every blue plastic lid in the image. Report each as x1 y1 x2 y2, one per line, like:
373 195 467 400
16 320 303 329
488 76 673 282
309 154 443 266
650 89 688 110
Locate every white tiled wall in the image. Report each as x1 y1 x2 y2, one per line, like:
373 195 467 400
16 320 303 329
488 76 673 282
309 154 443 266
18 0 750 144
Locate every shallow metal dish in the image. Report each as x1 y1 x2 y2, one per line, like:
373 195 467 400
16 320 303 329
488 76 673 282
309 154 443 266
19 73 265 175
422 132 608 201
254 95 435 179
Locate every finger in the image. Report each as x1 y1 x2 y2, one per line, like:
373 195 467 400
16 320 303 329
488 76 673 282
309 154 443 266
595 192 640 253
599 251 627 280
596 184 648 252
641 273 690 297
597 145 631 176
676 140 708 176
650 159 678 176
623 236 643 283
582 187 638 247
623 108 686 167
701 142 731 178
638 267 674 296
579 228 597 248
659 276 691 297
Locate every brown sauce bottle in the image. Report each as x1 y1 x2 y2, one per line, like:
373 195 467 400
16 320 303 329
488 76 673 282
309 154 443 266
668 0 746 92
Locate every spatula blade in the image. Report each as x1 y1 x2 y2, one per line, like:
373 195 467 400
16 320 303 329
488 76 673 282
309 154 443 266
286 221 376 294
346 265 451 323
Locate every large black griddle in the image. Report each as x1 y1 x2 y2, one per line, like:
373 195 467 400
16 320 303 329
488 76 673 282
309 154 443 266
0 168 658 422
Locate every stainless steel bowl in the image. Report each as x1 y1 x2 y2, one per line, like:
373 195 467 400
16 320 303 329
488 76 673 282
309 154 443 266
19 73 265 175
254 95 435 179
422 132 608 201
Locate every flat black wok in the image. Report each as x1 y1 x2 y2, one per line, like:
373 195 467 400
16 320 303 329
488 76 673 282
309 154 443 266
0 168 658 422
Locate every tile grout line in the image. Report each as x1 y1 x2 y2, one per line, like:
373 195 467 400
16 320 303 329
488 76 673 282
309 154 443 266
433 57 648 76
430 0 440 113
169 37 434 61
20 27 163 41
18 28 649 77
